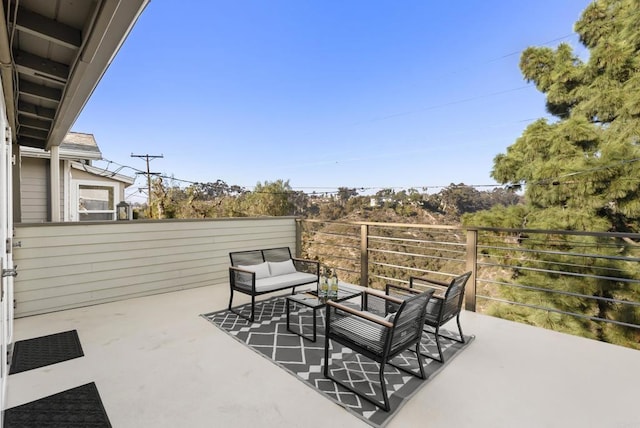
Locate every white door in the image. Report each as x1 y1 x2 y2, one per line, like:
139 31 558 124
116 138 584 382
0 121 14 418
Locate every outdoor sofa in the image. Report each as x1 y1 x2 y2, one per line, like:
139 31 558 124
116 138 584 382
228 247 319 322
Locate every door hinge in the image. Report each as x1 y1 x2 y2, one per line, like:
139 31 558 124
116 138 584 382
1 266 17 278
5 238 18 253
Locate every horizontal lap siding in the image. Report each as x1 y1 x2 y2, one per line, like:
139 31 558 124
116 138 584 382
20 158 48 223
13 217 297 317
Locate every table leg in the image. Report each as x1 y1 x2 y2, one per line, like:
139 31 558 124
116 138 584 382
312 306 317 342
286 299 317 342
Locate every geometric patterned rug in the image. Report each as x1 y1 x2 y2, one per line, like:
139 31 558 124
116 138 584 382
10 330 84 375
201 296 474 428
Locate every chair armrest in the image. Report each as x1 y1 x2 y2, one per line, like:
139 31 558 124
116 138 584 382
291 258 320 275
363 288 404 305
410 276 450 287
326 300 393 329
409 276 450 298
229 266 255 275
386 283 421 296
386 283 444 304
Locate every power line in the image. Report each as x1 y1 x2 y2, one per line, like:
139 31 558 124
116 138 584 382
360 85 531 125
105 153 640 200
529 157 640 187
360 33 578 126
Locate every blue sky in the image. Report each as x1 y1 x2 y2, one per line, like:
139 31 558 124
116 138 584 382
72 0 592 201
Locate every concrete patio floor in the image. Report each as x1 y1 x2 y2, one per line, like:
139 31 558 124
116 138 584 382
5 284 640 428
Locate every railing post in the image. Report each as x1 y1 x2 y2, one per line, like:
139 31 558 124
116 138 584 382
295 218 302 258
465 229 478 312
360 224 369 288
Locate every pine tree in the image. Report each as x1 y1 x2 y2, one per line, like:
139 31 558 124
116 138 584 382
464 0 640 348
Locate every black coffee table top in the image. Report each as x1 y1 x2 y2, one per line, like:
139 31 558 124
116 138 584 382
287 284 362 309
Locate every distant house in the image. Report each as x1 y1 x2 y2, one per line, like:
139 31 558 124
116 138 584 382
18 132 134 222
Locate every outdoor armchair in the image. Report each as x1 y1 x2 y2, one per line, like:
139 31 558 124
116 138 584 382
386 271 472 363
323 288 435 411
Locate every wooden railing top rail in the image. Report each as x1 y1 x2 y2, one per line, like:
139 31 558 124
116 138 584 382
467 226 640 240
299 218 640 240
297 218 461 230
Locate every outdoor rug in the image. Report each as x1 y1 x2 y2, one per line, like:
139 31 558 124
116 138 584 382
201 296 474 427
10 330 84 375
3 382 111 428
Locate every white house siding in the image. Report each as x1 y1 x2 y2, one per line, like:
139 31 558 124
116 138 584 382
19 158 66 222
12 217 298 317
19 157 48 223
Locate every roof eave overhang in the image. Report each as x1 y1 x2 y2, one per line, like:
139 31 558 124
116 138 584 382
20 145 102 161
0 0 150 151
46 0 150 151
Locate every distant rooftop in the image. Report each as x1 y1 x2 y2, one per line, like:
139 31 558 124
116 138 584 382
60 133 102 158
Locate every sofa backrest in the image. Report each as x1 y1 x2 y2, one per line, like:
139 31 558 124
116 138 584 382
262 247 292 263
229 250 264 266
229 247 293 266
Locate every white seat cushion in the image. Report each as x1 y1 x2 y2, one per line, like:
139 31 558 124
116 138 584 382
255 272 318 292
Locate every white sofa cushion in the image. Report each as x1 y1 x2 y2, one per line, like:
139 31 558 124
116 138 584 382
268 259 297 276
238 262 270 279
255 272 318 292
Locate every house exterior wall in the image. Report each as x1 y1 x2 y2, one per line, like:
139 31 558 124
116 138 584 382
19 157 49 223
19 158 65 222
70 167 127 200
12 217 298 317
19 158 129 223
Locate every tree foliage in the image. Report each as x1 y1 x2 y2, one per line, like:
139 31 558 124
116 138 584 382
489 0 640 232
464 0 640 347
145 178 311 218
140 177 518 222
242 180 296 217
423 184 521 217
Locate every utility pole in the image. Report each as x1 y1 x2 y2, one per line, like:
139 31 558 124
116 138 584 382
131 153 163 218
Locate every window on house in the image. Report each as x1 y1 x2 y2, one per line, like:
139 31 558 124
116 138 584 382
78 185 115 221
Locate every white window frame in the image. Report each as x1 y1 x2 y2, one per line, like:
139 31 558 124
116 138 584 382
71 180 121 221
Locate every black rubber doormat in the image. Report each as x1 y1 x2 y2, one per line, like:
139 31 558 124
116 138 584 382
9 330 84 375
3 382 112 427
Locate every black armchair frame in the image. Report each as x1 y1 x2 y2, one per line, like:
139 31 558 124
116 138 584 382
387 271 471 363
323 288 434 411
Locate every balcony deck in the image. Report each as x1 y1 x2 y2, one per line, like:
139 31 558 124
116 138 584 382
5 284 639 428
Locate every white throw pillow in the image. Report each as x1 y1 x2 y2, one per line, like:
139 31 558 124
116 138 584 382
268 259 297 276
238 262 271 279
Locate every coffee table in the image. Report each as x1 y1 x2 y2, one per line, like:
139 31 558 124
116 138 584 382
286 283 362 342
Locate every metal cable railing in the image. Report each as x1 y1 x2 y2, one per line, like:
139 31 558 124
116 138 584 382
297 219 640 349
